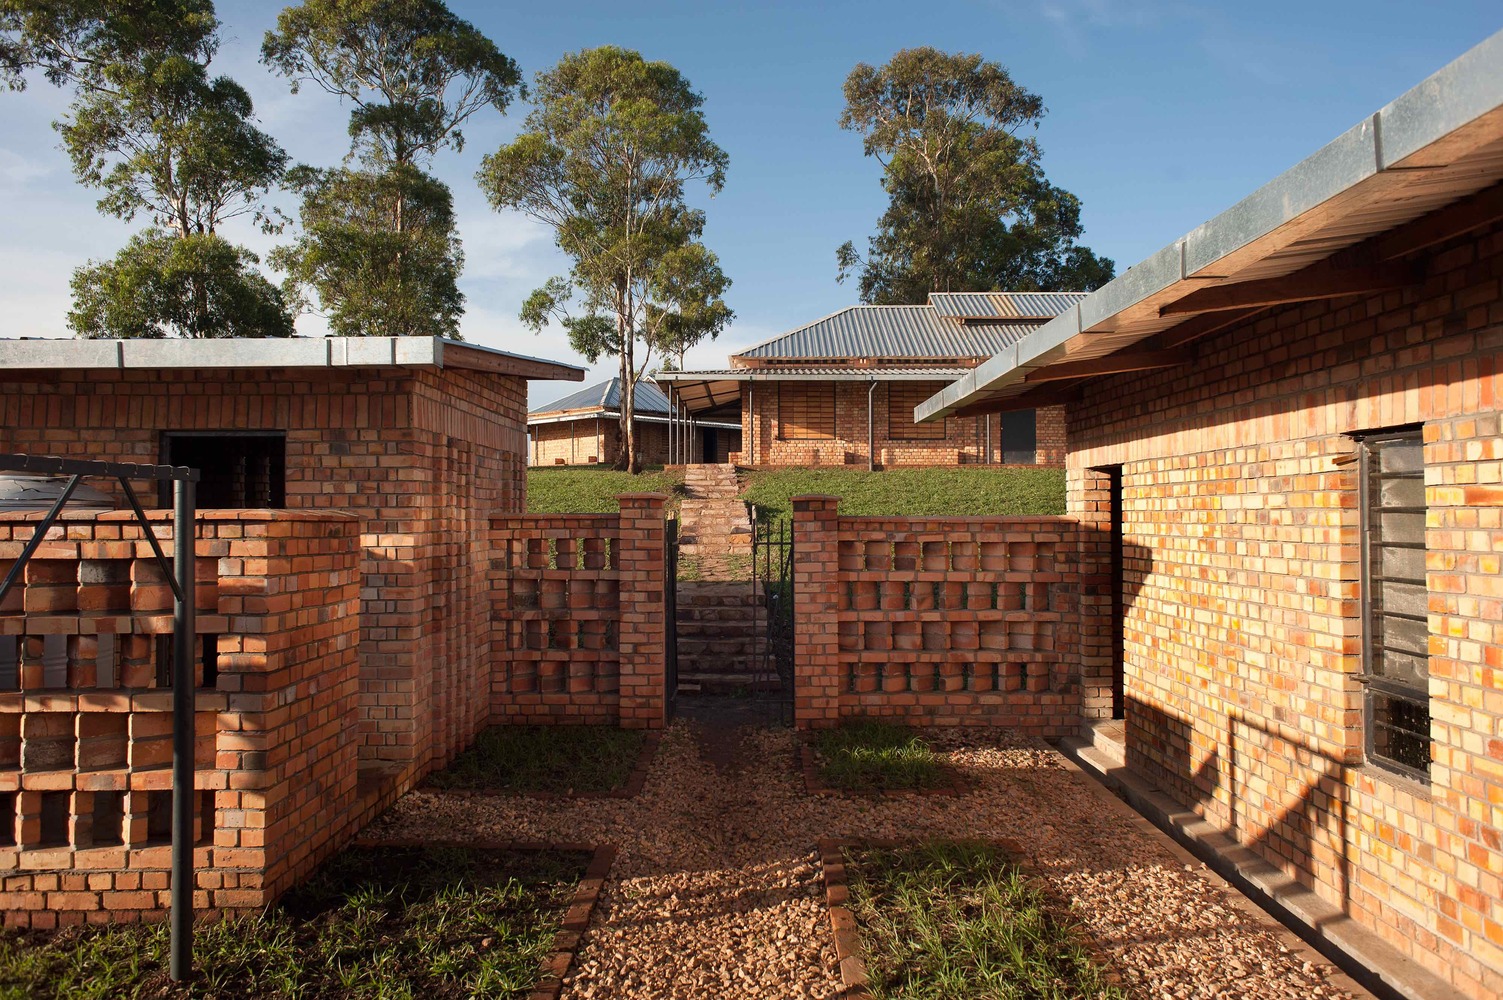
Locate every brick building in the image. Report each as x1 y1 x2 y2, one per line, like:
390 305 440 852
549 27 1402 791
527 377 740 466
0 336 582 776
657 293 1075 468
920 31 1503 999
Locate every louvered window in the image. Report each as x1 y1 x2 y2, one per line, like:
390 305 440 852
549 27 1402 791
887 382 947 440
778 384 835 440
1359 429 1430 781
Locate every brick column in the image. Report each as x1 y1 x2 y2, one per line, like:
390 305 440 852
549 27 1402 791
792 495 841 729
1069 467 1115 721
616 493 667 730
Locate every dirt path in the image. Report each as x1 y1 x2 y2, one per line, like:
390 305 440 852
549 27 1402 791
366 721 1368 1000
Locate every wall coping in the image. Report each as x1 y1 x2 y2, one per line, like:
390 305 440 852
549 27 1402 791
0 508 361 523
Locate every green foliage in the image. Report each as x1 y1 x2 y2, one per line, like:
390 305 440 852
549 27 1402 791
479 46 733 471
2 0 292 339
69 230 293 339
526 464 685 516
847 840 1125 999
426 725 647 793
272 163 464 338
0 845 587 998
741 467 1067 528
262 0 522 168
815 720 945 792
837 47 1113 303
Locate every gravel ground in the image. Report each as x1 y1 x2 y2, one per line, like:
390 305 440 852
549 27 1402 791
366 720 1367 1000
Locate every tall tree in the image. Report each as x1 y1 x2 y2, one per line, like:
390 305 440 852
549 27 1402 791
479 46 733 473
262 0 522 336
1 0 294 337
836 47 1113 303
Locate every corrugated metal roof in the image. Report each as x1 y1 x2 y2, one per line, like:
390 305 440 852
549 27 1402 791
734 306 1043 360
531 377 674 417
927 291 1088 320
655 367 973 381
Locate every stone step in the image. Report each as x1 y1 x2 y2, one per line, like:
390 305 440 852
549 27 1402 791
676 607 761 624
676 583 764 603
676 672 781 695
677 637 758 657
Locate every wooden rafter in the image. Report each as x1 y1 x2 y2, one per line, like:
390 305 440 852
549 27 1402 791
1376 181 1503 261
1157 307 1265 349
1159 259 1420 316
1022 349 1193 383
947 383 1085 418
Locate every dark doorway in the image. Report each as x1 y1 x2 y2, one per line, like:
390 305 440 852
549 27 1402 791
1104 465 1125 719
701 429 718 465
1000 409 1037 464
161 433 286 508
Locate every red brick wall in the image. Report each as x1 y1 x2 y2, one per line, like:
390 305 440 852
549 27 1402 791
0 509 360 925
489 494 668 729
1066 222 1503 997
0 365 528 786
792 497 1085 735
735 381 1063 467
530 419 739 467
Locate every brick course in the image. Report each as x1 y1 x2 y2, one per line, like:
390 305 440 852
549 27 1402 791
1066 220 1503 998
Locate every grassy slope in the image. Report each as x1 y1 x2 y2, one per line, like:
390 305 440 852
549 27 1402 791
741 467 1066 526
526 464 686 515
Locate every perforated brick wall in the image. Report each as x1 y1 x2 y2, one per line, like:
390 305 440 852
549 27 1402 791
0 509 360 926
791 496 1085 734
1066 220 1503 998
489 494 669 729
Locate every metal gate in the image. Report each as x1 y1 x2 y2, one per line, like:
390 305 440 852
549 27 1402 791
750 512 794 725
664 516 678 719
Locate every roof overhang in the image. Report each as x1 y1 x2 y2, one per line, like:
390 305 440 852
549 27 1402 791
0 336 586 382
918 29 1503 421
658 367 972 414
526 410 741 430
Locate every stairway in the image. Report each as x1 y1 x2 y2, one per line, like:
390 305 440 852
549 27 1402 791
674 464 767 694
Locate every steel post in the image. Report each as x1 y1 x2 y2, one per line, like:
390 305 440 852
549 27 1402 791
169 476 196 982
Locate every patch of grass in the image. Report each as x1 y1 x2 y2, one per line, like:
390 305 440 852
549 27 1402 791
847 840 1124 1000
426 725 646 794
527 464 685 515
741 467 1065 527
0 846 589 999
815 720 946 792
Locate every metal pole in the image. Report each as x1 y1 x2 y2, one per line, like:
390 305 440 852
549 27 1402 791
867 381 877 472
169 476 196 982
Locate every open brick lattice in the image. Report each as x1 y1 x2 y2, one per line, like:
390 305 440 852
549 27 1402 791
0 509 361 926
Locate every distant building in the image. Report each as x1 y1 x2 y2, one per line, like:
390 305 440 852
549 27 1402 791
657 292 1079 468
527 377 741 466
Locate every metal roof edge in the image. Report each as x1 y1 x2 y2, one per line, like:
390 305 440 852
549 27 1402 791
918 27 1503 421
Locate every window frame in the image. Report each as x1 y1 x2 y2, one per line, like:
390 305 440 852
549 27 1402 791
1356 427 1432 783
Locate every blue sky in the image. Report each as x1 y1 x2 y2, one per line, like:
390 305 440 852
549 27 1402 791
0 2 1498 408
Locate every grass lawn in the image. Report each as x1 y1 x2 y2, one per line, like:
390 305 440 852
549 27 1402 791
425 725 646 794
526 464 685 515
814 720 946 792
0 845 589 1000
847 840 1123 1000
741 467 1065 526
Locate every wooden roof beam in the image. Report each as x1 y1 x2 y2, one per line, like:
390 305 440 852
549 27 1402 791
1377 181 1503 261
1022 349 1193 383
1159 259 1421 316
1157 307 1266 349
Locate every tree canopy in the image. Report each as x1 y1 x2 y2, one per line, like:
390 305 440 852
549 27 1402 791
836 47 1113 303
479 45 732 472
1 0 293 337
261 0 522 168
271 163 463 338
263 0 520 337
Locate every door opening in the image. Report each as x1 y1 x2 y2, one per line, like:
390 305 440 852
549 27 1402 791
1106 466 1125 719
701 429 718 464
161 433 286 508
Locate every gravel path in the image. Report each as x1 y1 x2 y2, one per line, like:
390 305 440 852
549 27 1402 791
366 720 1368 1000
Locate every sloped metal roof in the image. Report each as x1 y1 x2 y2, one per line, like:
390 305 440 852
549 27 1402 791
655 367 971 381
530 377 674 417
927 291 1089 320
734 306 1045 360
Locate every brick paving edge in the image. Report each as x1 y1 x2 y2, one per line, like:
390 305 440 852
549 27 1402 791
346 836 618 1000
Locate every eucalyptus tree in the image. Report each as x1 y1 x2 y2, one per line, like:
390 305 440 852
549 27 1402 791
836 47 1113 303
1 0 294 337
262 0 521 336
479 46 733 473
